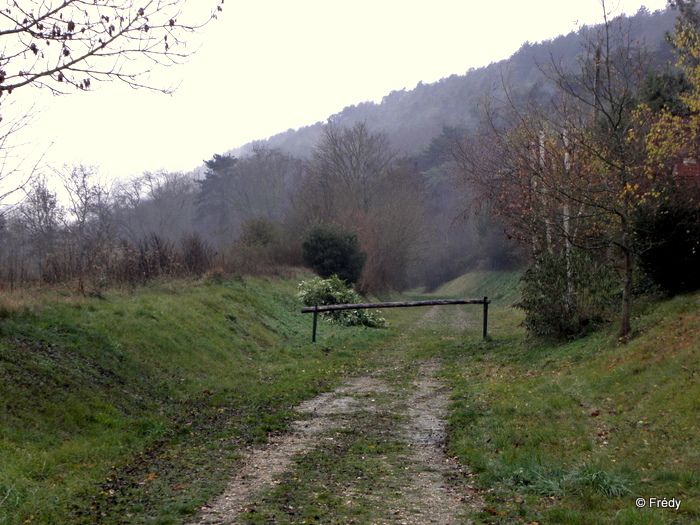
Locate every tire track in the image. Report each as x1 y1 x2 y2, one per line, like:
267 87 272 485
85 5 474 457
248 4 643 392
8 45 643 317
189 361 478 524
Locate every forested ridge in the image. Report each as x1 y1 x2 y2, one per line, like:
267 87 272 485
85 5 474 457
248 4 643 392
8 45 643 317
231 6 676 160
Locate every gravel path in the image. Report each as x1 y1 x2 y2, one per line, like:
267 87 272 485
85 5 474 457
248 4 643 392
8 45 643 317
189 309 480 524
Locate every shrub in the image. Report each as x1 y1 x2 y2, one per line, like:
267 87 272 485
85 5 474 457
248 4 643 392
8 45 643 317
224 218 286 276
515 251 618 338
301 223 366 284
180 233 214 277
239 217 281 247
297 275 387 328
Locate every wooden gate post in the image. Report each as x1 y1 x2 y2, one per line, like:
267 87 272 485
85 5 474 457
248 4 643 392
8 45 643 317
312 307 319 343
483 296 489 339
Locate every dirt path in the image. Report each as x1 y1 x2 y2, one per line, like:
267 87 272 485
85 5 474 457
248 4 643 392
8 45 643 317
391 361 474 523
412 304 472 332
190 311 480 524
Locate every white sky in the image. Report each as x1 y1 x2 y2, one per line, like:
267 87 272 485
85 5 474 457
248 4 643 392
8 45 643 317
5 0 670 186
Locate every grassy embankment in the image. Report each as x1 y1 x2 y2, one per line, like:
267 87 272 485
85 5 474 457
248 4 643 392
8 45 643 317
1 268 698 524
0 272 393 524
436 272 700 524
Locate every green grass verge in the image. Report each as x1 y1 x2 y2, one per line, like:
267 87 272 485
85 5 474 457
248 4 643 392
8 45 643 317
0 274 391 524
2 269 699 524
432 269 523 306
442 291 700 524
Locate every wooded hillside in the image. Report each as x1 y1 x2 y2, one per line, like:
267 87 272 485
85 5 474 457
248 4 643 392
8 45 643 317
2 4 697 325
231 6 676 160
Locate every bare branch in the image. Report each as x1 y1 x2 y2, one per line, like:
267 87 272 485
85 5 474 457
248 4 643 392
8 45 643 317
0 0 222 97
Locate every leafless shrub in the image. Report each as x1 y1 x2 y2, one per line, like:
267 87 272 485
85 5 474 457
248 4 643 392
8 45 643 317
180 233 214 277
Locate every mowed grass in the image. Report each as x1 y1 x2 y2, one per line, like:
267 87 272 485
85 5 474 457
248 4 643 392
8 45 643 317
0 273 393 524
442 288 700 524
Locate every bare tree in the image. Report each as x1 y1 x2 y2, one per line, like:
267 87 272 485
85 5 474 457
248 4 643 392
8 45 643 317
0 0 223 97
0 208 32 286
18 176 64 269
292 122 425 293
545 9 652 337
303 121 397 217
0 0 222 210
55 163 115 282
0 103 38 205
356 160 426 292
231 145 303 222
115 170 196 242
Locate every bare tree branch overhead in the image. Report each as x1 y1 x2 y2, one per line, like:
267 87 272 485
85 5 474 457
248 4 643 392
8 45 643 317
0 0 222 205
0 0 224 98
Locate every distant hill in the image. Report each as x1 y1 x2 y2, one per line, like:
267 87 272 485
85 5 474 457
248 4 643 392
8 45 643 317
228 6 676 160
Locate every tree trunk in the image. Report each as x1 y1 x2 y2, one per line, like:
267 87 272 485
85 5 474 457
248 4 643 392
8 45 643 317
619 174 634 339
619 244 633 338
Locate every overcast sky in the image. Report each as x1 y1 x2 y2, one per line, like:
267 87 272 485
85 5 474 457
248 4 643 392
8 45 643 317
7 0 670 185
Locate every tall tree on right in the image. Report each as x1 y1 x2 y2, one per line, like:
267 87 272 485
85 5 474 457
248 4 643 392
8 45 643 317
633 0 700 295
644 0 700 169
455 2 660 338
547 8 653 337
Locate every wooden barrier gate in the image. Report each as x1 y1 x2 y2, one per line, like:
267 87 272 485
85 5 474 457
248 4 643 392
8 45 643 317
301 297 490 342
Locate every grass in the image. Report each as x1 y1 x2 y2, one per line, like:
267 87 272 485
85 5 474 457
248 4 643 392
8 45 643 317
441 288 700 524
1 268 699 524
431 269 523 306
238 410 412 524
0 273 392 524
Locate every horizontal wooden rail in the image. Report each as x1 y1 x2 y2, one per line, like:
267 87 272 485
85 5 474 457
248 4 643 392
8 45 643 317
301 297 490 342
301 298 488 313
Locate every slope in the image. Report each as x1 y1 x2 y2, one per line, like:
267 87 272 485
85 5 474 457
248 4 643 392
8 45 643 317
231 7 676 160
2 271 698 524
443 290 700 523
0 274 391 524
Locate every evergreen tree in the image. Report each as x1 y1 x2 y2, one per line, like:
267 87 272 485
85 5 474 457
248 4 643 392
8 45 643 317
195 154 238 241
301 223 366 285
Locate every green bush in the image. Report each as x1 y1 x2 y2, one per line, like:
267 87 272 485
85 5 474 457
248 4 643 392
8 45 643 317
515 251 618 338
297 276 387 328
239 217 280 247
301 223 366 284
